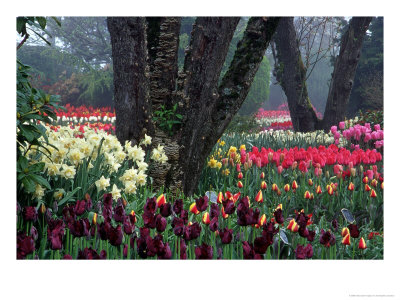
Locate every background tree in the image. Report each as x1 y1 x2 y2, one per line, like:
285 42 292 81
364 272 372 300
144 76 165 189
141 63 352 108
107 17 280 196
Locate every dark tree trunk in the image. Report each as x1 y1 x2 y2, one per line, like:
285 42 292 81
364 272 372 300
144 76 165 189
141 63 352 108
274 17 320 132
108 17 280 196
321 17 372 131
274 17 372 132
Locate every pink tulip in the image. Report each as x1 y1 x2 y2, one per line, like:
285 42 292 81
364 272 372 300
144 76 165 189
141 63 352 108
277 165 283 174
339 121 345 130
331 126 337 134
374 124 380 131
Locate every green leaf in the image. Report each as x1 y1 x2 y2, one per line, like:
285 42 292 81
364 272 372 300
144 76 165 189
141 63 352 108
29 174 51 189
36 17 47 30
58 187 82 206
22 177 36 193
17 17 26 34
51 17 61 27
28 162 45 173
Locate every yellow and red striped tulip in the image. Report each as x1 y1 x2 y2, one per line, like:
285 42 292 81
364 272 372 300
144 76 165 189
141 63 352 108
261 181 267 190
202 212 210 225
284 184 290 192
225 191 233 200
362 176 369 184
371 179 378 187
156 194 166 207
255 190 263 203
348 182 355 191
221 207 228 219
341 227 350 237
130 210 137 223
260 172 265 179
237 172 243 179
292 180 298 190
258 214 267 227
308 178 313 186
316 185 322 194
40 203 46 214
304 191 311 199
327 185 334 195
342 233 351 246
287 219 295 230
310 193 314 200
217 192 224 204
358 237 367 250
189 202 199 215
370 189 377 198
287 219 299 232
237 181 243 188
233 192 241 203
271 183 278 192
188 221 193 226
365 184 371 192
275 203 282 211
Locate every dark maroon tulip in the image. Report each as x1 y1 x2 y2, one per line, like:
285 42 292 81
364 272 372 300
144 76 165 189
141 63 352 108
295 212 309 228
319 229 334 247
108 224 123 246
123 244 128 258
159 203 172 218
102 206 113 223
103 193 113 209
128 213 136 225
30 226 38 241
305 243 313 258
254 236 270 254
63 254 73 259
156 215 167 232
180 210 189 224
137 236 149 259
210 203 220 219
130 235 137 250
307 230 316 242
78 247 100 259
140 227 150 237
274 208 285 224
223 200 235 215
113 203 125 223
242 241 263 259
98 222 109 240
329 233 336 246
152 235 165 256
144 197 157 214
62 205 75 224
74 200 86 216
237 197 250 210
244 208 260 226
179 239 187 259
69 218 90 237
184 222 202 241
331 218 338 231
172 217 184 236
123 216 135 235
219 228 233 244
143 211 156 229
158 242 172 259
100 250 107 259
295 245 306 259
209 217 219 232
263 221 279 235
195 196 209 212
47 219 65 250
17 231 35 259
173 199 183 215
23 206 37 222
195 243 213 259
96 201 102 214
348 224 360 238
299 226 309 238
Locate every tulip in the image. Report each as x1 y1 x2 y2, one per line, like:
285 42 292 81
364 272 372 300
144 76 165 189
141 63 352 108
260 172 265 179
258 214 267 227
271 183 278 192
304 191 311 199
381 182 384 189
195 196 209 212
277 165 283 174
348 182 355 191
348 224 360 238
284 184 290 192
365 184 371 192
237 181 243 188
189 202 199 215
195 243 213 259
261 181 267 190
219 228 233 244
310 193 314 200
237 172 243 179
359 237 367 250
327 186 334 195
341 227 350 237
362 176 369 184
217 192 224 204
308 178 313 186
40 203 46 214
221 207 228 219
342 233 351 246
202 212 210 225
371 179 378 187
370 189 377 198
156 194 166 208
277 189 282 196
274 209 284 224
350 168 356 177
255 190 263 203
292 180 298 190
93 213 97 225
316 185 322 194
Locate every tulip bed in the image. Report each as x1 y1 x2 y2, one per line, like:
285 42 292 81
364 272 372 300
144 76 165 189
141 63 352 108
17 106 384 260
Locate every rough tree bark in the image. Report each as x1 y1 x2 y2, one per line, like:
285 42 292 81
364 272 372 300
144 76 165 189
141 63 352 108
273 17 372 132
108 17 280 196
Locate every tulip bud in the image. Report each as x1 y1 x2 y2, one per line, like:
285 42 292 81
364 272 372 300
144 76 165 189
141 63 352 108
271 183 278 192
237 181 243 188
370 189 377 198
268 152 273 162
341 227 350 237
40 203 46 214
350 167 356 177
363 176 369 184
93 213 98 225
217 192 224 204
156 194 166 207
229 158 234 167
348 182 355 191
222 158 228 167
255 190 263 203
316 185 322 194
381 182 384 189
277 166 283 174
292 161 298 170
327 186 334 195
360 165 364 173
365 184 371 192
358 237 367 250
122 198 128 207
304 191 311 199
260 172 265 179
237 172 243 179
292 180 298 190
371 179 378 187
202 212 210 225
261 181 267 190
280 153 285 163
342 233 351 246
308 179 313 186
325 170 330 178
284 184 290 192
258 214 267 227
221 207 228 219
236 164 241 173
310 193 314 200
189 202 199 215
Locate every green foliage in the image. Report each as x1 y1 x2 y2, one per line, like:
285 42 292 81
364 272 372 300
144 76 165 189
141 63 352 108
17 60 64 198
153 104 183 136
17 17 60 47
224 114 261 134
356 109 384 128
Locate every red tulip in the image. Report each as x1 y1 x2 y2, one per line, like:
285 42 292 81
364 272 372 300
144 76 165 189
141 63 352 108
189 202 199 215
255 190 263 203
316 185 322 194
156 194 166 207
217 192 224 204
308 179 313 186
202 212 210 225
237 181 243 188
304 191 311 199
362 176 369 184
327 186 334 195
365 184 371 192
260 172 265 179
284 184 290 192
342 233 351 246
221 207 228 219
271 183 278 191
358 237 367 250
238 172 243 179
341 227 350 237
370 189 377 198
348 182 355 191
261 181 267 190
292 180 298 190
371 179 378 187
381 182 384 189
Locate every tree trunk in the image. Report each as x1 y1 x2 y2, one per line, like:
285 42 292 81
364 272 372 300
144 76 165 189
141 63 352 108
321 17 372 131
274 17 320 132
108 17 280 196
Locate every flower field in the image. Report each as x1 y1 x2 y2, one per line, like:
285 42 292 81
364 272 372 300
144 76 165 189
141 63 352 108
17 105 384 260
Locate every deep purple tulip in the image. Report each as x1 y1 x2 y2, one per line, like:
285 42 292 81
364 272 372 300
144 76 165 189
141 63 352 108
180 210 189 224
210 203 220 219
69 218 90 237
108 224 123 246
156 215 167 232
348 224 360 238
17 231 35 259
319 229 335 247
173 199 183 215
179 239 187 259
295 212 309 228
295 245 306 259
331 218 338 231
113 203 125 223
158 242 172 259
195 243 213 259
85 194 93 211
144 197 157 214
23 206 37 222
103 193 113 209
184 222 201 241
242 241 264 259
30 226 38 241
223 200 235 215
74 200 86 216
307 230 316 242
159 203 172 218
140 227 150 237
274 208 285 224
195 196 209 212
254 236 270 254
219 228 233 244
209 217 219 232
152 235 165 256
63 254 73 259
172 217 184 236
305 243 313 258
299 226 309 238
123 216 135 235
47 219 65 250
143 211 156 229
100 250 107 259
78 247 100 259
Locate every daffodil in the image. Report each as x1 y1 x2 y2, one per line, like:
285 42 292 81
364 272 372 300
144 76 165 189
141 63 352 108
95 175 110 191
111 184 121 201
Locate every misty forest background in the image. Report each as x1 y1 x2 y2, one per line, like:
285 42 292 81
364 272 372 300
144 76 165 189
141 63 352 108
17 17 383 118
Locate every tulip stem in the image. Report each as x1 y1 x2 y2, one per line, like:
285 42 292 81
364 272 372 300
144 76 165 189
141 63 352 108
352 240 356 259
